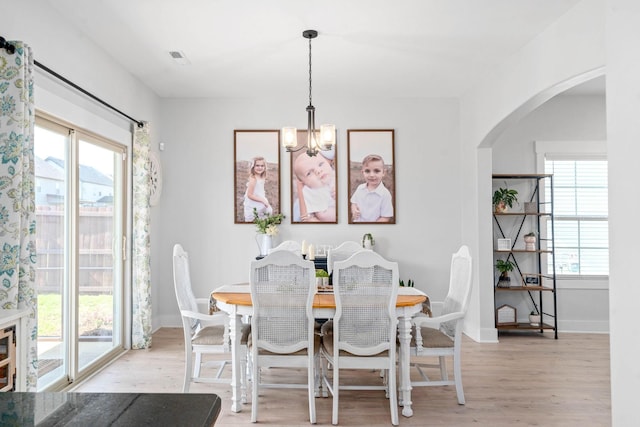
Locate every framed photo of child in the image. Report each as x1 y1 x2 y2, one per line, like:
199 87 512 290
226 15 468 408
234 130 281 224
347 129 396 224
290 129 338 224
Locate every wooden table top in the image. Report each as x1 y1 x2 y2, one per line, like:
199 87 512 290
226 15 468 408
212 290 427 308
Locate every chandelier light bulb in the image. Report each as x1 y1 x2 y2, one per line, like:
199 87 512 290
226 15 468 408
282 127 297 148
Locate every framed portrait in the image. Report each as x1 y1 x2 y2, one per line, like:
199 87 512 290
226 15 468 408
347 129 396 224
234 130 281 224
290 130 338 223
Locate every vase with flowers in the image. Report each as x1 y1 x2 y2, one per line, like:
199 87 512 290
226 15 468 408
253 208 285 256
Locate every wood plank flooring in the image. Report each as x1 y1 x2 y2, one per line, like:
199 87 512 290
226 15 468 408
74 328 611 426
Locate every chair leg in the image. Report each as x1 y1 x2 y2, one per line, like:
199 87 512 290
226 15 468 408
194 352 203 378
308 355 317 424
183 351 192 393
332 361 339 425
251 355 259 423
314 354 321 398
453 351 465 405
240 350 248 404
320 354 330 398
439 355 448 381
388 362 399 426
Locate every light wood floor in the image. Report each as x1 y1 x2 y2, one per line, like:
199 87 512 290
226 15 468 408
74 328 611 426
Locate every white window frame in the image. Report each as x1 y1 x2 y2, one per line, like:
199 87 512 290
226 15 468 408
535 141 608 287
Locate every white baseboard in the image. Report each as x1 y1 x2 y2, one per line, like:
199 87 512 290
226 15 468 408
558 319 609 333
153 314 182 330
465 326 499 343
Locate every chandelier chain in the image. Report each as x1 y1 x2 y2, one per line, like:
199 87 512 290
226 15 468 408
308 36 313 107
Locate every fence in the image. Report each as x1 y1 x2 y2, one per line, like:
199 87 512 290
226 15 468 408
36 206 115 295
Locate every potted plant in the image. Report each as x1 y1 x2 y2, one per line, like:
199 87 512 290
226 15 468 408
493 186 518 213
253 208 285 256
529 310 541 326
495 259 515 288
362 233 375 249
523 231 537 250
315 269 329 289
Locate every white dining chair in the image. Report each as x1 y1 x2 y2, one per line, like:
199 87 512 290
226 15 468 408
173 243 247 393
326 240 363 276
249 250 319 424
410 245 473 404
320 250 400 426
267 239 302 255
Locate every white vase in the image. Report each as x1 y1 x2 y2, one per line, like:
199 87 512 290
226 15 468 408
529 314 541 326
524 235 537 251
255 233 273 256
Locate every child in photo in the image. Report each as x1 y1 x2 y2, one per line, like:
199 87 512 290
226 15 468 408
350 154 393 222
243 156 272 221
293 152 336 222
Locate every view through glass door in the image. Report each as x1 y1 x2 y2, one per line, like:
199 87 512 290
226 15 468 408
35 115 126 390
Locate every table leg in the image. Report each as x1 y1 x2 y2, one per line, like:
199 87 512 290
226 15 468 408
229 311 243 412
397 314 414 417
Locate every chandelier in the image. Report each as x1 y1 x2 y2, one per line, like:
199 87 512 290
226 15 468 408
282 30 335 156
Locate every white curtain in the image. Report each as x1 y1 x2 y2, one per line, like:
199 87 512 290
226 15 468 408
131 122 152 349
0 41 38 390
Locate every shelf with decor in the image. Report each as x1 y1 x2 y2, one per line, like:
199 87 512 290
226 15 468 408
492 174 557 339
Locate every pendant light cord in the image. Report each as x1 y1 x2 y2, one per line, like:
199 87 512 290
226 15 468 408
308 36 313 107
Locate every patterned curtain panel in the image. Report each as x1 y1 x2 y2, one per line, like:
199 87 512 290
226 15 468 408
0 41 38 390
131 122 152 349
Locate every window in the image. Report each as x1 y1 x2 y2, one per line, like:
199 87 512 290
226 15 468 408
543 155 608 276
35 113 128 390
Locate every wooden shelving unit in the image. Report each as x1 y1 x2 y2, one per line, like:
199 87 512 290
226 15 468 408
492 174 558 339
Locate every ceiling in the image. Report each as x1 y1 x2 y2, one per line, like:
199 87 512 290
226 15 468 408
45 0 597 100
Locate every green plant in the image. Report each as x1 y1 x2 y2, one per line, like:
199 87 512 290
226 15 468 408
495 259 515 273
362 233 375 246
315 269 329 278
252 208 284 235
492 186 519 208
399 279 414 287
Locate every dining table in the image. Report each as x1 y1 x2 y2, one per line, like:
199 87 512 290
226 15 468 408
211 283 428 418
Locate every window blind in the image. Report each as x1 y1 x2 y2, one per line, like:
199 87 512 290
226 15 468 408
544 158 609 276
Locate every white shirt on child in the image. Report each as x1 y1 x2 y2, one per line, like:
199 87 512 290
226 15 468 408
302 185 334 214
350 182 393 222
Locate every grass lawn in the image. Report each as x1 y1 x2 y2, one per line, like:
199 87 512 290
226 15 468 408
38 293 114 337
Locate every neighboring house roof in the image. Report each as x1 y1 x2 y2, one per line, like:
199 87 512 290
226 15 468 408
45 157 113 186
96 195 113 204
35 156 64 181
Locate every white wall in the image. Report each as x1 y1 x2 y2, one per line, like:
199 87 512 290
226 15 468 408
492 94 609 332
606 0 640 424
2 0 162 344
460 0 606 343
154 97 463 327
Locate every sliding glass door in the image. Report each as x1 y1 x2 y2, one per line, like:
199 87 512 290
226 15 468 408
35 115 127 390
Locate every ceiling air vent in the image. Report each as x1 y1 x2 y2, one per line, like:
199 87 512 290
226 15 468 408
168 51 190 65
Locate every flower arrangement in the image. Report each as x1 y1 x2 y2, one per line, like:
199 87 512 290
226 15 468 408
253 208 284 236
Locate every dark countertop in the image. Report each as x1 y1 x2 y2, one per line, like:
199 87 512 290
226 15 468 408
0 392 221 426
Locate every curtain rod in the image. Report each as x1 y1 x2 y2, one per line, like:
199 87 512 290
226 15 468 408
1 36 144 128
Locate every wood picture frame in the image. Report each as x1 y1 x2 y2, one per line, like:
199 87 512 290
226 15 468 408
523 274 540 286
290 130 337 223
496 304 517 326
497 238 512 251
347 129 396 224
234 130 281 224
